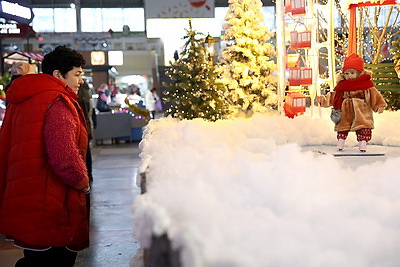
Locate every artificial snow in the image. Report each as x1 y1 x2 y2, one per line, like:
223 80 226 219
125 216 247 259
133 108 400 267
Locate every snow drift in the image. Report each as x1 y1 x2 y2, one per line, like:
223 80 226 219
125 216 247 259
133 109 400 267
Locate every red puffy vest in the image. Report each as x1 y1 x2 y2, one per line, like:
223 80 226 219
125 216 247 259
0 74 89 250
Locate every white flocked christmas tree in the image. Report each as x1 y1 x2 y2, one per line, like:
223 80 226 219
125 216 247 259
219 0 277 116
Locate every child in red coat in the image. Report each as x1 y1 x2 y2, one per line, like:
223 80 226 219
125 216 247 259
316 53 387 152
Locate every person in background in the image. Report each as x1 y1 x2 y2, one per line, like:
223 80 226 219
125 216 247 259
109 83 120 102
78 80 95 183
4 62 30 93
127 84 145 108
4 62 30 106
96 83 111 112
127 84 141 99
315 53 387 152
0 46 90 266
145 87 160 119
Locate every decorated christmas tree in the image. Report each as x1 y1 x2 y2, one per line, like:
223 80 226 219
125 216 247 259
163 20 228 121
218 0 277 116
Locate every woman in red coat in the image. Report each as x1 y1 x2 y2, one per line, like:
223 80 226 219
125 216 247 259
0 46 90 266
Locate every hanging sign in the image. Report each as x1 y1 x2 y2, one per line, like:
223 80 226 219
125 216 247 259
0 1 34 24
91 51 106 65
0 23 35 38
145 0 214 19
0 23 20 34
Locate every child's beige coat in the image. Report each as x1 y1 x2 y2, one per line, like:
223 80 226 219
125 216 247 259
318 70 387 132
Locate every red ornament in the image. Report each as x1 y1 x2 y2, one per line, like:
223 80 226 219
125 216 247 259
189 0 206 8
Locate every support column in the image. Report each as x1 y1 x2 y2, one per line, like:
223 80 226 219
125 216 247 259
348 6 357 55
75 0 81 33
275 0 286 114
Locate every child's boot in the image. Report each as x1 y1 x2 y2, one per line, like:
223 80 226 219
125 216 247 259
337 139 345 151
359 141 367 152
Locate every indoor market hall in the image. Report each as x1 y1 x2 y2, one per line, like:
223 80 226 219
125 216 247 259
1 0 400 266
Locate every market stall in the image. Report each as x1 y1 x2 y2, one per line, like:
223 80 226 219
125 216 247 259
2 51 43 73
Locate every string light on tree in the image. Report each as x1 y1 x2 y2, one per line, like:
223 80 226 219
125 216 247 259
163 20 228 121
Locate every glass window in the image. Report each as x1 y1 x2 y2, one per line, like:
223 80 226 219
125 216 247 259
122 8 145 32
32 8 76 32
32 8 55 32
147 7 276 38
146 6 276 66
54 8 77 32
262 6 276 30
81 8 145 32
102 8 124 32
33 6 271 33
81 8 103 32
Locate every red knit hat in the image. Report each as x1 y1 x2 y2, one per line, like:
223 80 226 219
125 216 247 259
342 53 364 73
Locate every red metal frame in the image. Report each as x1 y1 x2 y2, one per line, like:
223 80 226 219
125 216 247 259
347 0 398 55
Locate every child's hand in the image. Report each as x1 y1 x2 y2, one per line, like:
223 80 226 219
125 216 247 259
377 107 384 114
315 96 322 104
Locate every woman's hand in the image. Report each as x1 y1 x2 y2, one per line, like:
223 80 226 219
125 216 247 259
81 185 91 194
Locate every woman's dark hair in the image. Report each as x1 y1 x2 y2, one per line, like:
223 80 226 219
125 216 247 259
41 46 86 77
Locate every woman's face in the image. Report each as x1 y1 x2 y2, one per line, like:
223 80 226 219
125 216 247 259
56 67 84 94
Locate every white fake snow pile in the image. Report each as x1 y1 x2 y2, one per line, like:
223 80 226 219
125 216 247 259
133 109 400 267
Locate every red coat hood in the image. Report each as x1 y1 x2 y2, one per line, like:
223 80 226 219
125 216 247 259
6 73 78 104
